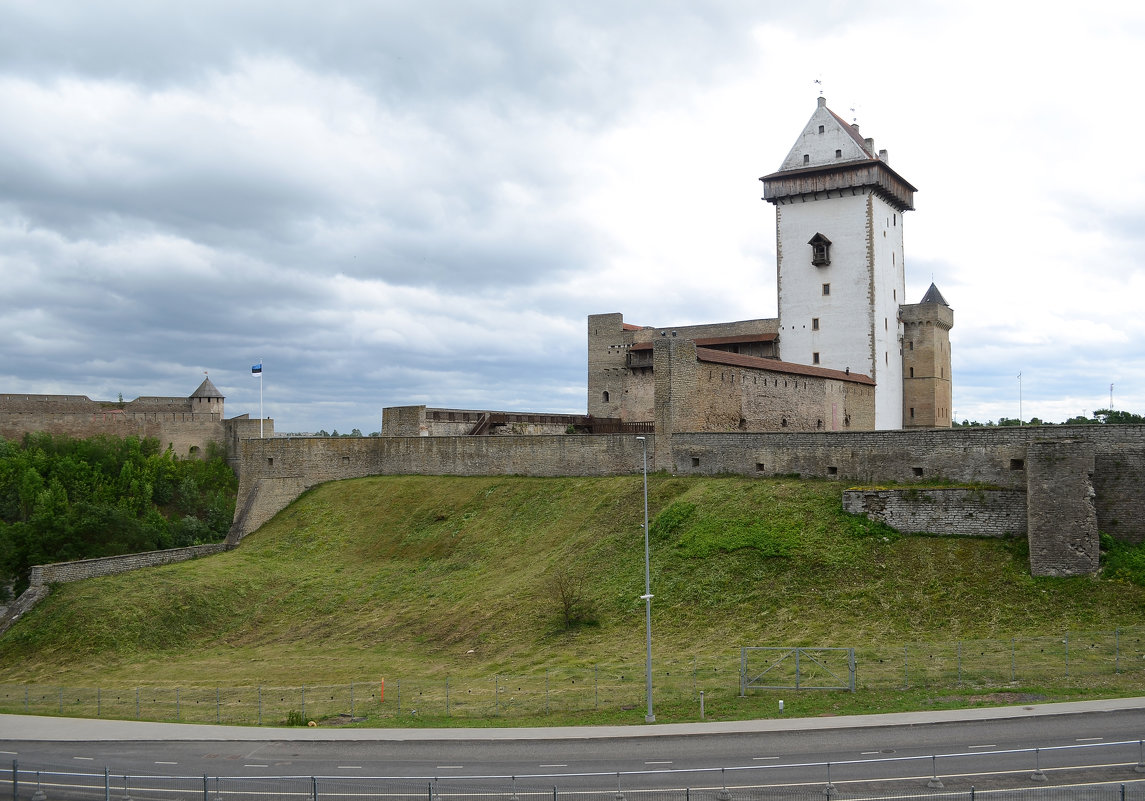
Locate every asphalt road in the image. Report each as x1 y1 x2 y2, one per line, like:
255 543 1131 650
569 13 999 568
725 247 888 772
3 698 1145 793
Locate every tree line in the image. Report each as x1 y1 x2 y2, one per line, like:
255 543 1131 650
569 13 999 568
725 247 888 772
954 408 1143 427
0 433 237 599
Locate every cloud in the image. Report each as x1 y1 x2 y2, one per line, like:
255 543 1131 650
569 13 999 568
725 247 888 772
1 1 1144 432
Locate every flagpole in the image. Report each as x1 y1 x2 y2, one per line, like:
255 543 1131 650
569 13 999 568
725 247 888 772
259 358 264 438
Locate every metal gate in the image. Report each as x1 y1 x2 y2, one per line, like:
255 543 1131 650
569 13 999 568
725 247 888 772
739 646 855 694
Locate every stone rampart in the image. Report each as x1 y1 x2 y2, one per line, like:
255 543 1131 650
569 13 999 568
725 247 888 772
842 488 1026 537
29 543 229 586
228 434 654 540
1027 440 1099 576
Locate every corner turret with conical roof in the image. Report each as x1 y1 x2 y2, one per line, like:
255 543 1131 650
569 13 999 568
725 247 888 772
190 375 225 419
901 283 954 428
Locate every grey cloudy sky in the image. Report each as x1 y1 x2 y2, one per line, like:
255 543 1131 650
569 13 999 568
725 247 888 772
2 1 1143 432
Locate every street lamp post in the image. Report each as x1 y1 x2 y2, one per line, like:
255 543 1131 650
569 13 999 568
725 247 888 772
635 435 654 723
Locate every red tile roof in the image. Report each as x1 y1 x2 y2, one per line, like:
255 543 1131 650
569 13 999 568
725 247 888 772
630 333 778 351
695 347 874 385
621 322 644 331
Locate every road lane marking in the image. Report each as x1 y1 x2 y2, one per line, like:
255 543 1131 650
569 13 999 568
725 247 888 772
1076 737 1104 742
337 766 362 770
155 761 178 765
73 757 94 761
860 751 880 755
436 766 464 769
754 756 780 761
645 761 673 765
0 751 16 755
539 764 567 768
244 764 268 768
968 744 997 749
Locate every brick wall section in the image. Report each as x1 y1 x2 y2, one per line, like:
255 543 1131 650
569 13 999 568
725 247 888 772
1026 440 1099 576
29 543 230 586
842 489 1027 537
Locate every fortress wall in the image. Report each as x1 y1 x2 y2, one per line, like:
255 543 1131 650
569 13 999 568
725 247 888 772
0 410 226 458
228 426 1145 545
29 543 229 586
229 433 654 540
1026 440 1099 576
1094 448 1145 545
843 488 1027 538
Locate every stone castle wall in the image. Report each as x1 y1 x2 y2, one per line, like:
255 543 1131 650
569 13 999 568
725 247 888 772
229 426 1145 566
843 488 1027 538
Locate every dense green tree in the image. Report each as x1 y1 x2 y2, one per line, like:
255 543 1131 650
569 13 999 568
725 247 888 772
0 433 237 599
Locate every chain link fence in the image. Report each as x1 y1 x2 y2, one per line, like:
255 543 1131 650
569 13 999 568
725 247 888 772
1 628 1142 725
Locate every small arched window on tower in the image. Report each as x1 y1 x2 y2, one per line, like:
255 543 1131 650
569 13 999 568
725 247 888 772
808 233 831 267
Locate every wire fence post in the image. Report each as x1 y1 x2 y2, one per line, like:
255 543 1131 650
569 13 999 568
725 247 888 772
312 775 318 801
904 644 909 688
302 685 306 721
1116 629 1121 674
216 688 220 724
350 682 355 719
545 669 550 714
176 689 180 721
202 774 208 801
135 688 139 719
105 767 111 801
97 687 101 717
1011 638 1016 682
957 641 962 685
445 676 450 718
11 759 17 801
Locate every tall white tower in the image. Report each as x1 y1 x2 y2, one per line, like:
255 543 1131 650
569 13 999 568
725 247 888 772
761 97 916 430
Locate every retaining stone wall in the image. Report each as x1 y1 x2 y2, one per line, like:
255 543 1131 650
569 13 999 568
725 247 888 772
30 543 229 586
842 488 1027 537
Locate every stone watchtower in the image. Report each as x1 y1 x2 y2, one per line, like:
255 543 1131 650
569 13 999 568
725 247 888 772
190 376 225 419
901 283 954 428
761 97 917 430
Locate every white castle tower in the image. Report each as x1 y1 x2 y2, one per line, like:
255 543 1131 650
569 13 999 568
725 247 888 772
761 97 917 429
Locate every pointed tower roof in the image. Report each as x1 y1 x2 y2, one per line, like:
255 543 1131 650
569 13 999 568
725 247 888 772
919 283 949 306
761 97 916 212
777 96 877 171
191 376 224 399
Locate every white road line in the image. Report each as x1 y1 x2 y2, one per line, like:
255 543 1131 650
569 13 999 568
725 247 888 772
337 766 362 770
539 764 567 768
0 751 16 755
860 751 880 755
244 764 268 768
155 761 178 765
1077 737 1104 742
73 757 94 760
436 766 464 769
968 744 997 749
645 761 673 765
753 756 780 761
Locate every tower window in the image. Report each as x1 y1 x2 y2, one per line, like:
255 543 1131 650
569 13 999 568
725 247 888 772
803 154 810 164
818 125 824 133
808 233 832 266
812 317 819 331
822 283 830 296
602 390 609 403
909 367 914 378
835 149 842 158
812 352 820 364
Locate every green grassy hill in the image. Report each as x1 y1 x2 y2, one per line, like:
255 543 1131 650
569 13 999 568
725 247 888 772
2 474 1142 722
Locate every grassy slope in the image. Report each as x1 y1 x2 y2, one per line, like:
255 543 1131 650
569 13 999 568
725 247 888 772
1 474 1141 689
